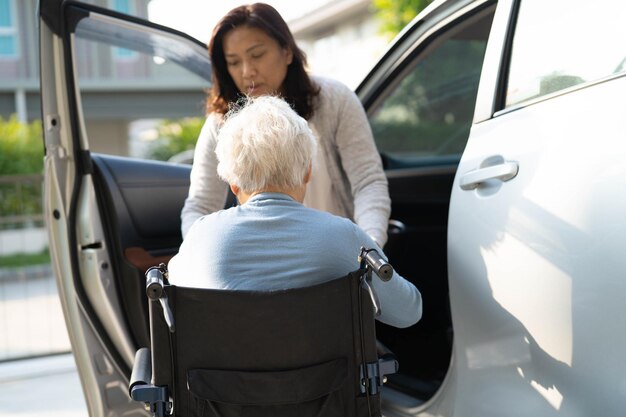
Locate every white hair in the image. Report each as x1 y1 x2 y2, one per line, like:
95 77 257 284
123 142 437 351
215 96 317 193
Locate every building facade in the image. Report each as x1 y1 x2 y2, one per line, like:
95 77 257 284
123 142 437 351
0 0 388 155
0 0 207 156
290 0 389 89
0 0 39 123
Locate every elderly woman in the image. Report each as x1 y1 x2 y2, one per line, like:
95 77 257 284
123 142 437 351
168 96 421 328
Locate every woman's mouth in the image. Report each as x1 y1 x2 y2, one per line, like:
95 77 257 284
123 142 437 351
247 82 262 95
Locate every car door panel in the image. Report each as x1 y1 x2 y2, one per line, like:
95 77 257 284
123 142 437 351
447 76 626 416
445 0 626 413
39 2 212 415
92 154 189 250
91 154 190 348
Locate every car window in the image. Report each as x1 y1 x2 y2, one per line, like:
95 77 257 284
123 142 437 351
72 15 211 162
505 0 626 107
369 9 494 169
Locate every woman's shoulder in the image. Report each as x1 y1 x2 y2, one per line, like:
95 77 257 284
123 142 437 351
311 75 352 98
187 205 238 234
310 75 356 120
205 112 224 126
303 205 358 230
198 112 225 139
303 207 375 250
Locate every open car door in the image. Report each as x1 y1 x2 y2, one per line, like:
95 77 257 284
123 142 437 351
39 2 210 415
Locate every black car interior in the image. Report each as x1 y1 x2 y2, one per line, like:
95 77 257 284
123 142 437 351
91 154 191 346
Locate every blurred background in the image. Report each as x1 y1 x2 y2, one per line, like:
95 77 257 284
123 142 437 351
0 0 430 415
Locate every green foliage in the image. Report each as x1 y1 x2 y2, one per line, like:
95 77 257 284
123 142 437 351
147 117 204 161
0 248 50 267
0 116 44 222
0 115 44 175
373 0 433 39
0 179 43 224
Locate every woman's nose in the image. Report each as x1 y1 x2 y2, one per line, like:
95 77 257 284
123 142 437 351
242 60 256 78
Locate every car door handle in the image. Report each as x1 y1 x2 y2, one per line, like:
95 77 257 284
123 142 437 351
459 161 519 190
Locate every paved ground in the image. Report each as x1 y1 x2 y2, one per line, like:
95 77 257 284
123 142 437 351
0 354 87 417
0 267 87 416
0 266 70 360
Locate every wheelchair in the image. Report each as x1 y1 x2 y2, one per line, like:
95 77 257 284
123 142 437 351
129 248 398 417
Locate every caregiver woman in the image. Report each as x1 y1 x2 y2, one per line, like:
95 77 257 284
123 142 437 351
181 3 391 247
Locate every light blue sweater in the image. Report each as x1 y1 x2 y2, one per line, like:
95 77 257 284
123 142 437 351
169 193 421 328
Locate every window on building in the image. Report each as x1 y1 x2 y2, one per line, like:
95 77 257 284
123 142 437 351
111 0 138 59
0 0 18 58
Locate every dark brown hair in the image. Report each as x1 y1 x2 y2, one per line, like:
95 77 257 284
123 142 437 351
206 3 319 119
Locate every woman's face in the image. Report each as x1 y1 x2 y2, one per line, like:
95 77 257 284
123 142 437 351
222 25 293 97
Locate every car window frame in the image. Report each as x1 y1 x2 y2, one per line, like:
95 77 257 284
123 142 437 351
61 0 212 332
358 0 497 170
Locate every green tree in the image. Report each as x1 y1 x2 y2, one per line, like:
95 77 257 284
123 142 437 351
0 115 43 175
373 0 433 39
148 117 204 161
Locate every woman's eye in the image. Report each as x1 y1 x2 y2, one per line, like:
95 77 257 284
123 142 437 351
226 61 240 67
251 52 265 59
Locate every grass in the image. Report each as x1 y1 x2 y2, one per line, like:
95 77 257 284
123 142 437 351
0 248 50 268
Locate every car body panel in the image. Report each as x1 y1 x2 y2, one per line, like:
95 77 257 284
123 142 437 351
444 0 626 414
448 74 626 416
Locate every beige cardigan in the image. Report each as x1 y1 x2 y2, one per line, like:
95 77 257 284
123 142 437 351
181 76 391 246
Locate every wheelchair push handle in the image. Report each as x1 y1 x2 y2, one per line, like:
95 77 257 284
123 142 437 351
145 264 176 333
359 247 393 281
146 263 168 300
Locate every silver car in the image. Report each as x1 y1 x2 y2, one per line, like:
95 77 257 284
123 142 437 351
39 0 626 416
